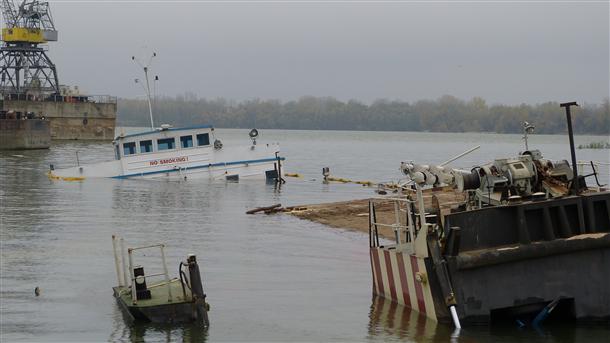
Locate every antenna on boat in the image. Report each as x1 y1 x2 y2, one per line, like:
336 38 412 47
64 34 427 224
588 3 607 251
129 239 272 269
522 121 535 151
132 52 158 130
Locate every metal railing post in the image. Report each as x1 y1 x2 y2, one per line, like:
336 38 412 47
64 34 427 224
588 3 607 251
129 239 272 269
111 235 123 286
160 245 173 302
128 248 137 304
417 185 427 231
393 200 401 244
406 198 414 242
120 238 129 289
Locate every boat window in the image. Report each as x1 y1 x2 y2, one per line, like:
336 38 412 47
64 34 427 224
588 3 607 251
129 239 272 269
140 140 153 153
157 137 175 150
180 135 194 148
197 133 210 146
123 142 136 155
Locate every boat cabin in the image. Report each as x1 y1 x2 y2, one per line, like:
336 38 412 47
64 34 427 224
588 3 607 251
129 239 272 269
49 123 282 180
114 125 213 160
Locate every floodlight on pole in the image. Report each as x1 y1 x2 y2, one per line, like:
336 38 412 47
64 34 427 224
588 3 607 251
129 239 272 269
153 75 159 116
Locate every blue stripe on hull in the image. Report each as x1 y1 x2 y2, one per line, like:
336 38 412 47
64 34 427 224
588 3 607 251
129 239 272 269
112 156 286 179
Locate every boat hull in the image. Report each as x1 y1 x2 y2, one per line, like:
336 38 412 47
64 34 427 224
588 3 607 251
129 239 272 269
371 235 610 324
113 286 204 324
51 144 285 181
370 191 610 324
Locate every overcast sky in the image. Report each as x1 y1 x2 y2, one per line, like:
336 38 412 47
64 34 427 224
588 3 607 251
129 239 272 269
38 1 610 104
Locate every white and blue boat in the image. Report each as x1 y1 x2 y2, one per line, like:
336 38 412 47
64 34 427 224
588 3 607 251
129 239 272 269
49 124 285 181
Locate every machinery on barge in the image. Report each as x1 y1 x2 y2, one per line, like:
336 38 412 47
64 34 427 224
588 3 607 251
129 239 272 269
369 102 610 327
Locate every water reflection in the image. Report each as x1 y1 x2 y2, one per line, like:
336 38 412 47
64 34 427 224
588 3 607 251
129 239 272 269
367 296 456 342
112 322 209 343
109 305 209 343
367 295 610 343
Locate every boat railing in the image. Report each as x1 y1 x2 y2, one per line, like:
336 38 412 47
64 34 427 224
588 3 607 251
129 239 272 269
369 196 417 250
578 160 609 190
111 235 173 305
2 92 117 104
369 184 440 253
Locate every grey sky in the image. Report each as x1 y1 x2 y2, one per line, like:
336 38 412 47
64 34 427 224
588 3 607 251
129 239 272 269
44 1 609 104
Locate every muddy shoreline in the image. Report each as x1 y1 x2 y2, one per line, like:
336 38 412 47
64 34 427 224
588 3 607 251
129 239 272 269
289 187 466 240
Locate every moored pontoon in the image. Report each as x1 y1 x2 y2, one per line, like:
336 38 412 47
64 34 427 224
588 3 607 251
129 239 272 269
111 235 210 325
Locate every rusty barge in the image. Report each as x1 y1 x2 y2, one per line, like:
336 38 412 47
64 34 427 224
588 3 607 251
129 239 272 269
2 92 116 141
369 102 610 327
0 110 50 149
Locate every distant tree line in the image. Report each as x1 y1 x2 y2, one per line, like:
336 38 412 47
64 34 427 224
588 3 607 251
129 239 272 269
117 95 609 135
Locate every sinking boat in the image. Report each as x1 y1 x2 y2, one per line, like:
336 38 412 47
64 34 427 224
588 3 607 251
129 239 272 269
48 125 285 181
111 235 210 325
368 103 610 328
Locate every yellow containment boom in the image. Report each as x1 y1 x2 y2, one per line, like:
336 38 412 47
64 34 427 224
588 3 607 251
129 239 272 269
47 171 85 182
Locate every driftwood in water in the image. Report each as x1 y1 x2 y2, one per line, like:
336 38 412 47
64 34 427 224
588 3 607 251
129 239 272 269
246 203 281 214
264 206 308 214
247 204 309 215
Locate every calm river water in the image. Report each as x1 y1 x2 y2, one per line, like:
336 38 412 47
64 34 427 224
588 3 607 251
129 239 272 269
1 129 609 342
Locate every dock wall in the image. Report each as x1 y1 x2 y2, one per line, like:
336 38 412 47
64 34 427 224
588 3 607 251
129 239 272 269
0 119 50 149
2 99 116 140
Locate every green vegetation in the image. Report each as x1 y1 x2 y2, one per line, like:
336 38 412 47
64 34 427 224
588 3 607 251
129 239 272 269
578 141 610 149
118 95 609 134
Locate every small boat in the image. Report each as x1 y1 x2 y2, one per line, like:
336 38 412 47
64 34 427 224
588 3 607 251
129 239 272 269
48 124 285 181
111 235 210 325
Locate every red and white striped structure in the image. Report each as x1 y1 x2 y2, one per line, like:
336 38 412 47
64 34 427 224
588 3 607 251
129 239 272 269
368 195 448 322
370 247 438 321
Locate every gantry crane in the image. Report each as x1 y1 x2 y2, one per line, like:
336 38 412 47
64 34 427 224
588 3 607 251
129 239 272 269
0 0 59 95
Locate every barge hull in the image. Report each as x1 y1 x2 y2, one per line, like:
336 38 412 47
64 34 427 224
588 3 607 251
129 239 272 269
449 237 610 323
3 98 116 140
113 286 198 324
370 191 610 324
0 119 50 149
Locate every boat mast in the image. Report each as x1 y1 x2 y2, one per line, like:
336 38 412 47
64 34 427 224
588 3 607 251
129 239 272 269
132 52 158 130
522 121 535 151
